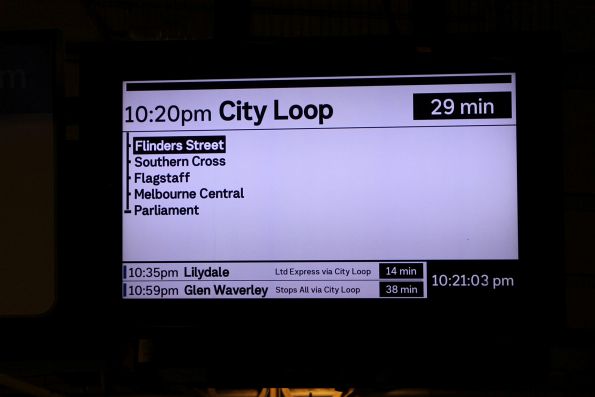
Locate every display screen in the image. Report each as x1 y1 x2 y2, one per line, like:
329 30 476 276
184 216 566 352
122 73 518 300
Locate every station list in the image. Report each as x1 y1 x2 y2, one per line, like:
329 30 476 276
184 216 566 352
124 135 242 217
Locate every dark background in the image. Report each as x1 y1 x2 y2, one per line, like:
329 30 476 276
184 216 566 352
0 0 594 395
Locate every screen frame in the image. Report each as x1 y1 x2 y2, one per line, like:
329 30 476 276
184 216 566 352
74 35 564 375
120 72 519 303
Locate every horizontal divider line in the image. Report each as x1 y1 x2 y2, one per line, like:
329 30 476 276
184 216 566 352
123 260 427 263
122 279 422 282
123 124 515 133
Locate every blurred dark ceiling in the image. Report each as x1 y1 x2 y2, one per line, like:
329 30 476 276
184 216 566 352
0 0 592 48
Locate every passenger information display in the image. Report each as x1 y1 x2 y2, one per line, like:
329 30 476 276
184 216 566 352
122 74 518 299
